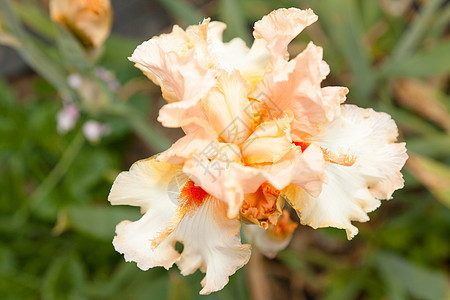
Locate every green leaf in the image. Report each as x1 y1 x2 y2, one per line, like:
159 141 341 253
55 25 92 73
13 0 56 39
385 40 450 78
218 0 251 45
41 254 87 300
157 0 204 26
428 4 450 40
389 0 446 62
85 262 170 299
100 35 142 82
0 0 72 94
0 272 40 299
104 103 173 152
66 148 113 203
375 251 448 300
67 205 140 240
322 273 361 300
0 79 15 107
407 134 450 158
310 0 376 104
359 0 383 31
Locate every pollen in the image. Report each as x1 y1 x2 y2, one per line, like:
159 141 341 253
293 141 356 166
321 148 356 166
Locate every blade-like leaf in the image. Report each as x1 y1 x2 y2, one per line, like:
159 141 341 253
375 251 448 300
407 154 450 208
157 0 203 26
384 40 450 78
218 0 251 44
310 0 376 104
67 205 141 240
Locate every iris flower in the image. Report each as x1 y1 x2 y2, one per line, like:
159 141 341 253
50 0 112 48
108 8 407 294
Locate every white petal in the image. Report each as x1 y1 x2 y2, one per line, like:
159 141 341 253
109 158 251 294
289 105 408 239
109 158 185 269
207 21 270 84
158 127 218 164
173 197 251 295
308 105 408 199
290 144 326 197
290 164 379 239
129 23 216 128
108 157 182 212
244 210 297 259
244 224 291 259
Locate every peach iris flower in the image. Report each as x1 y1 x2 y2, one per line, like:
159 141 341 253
50 0 112 48
108 8 407 294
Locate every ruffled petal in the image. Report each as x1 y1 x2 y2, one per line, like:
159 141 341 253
307 105 408 200
183 144 323 219
108 157 181 212
182 155 270 218
250 42 347 138
158 127 218 164
207 21 271 85
129 20 216 128
244 210 297 259
241 183 284 228
241 112 295 164
108 158 184 269
253 8 317 62
109 158 250 294
173 197 251 295
202 70 254 144
286 105 407 239
290 143 326 197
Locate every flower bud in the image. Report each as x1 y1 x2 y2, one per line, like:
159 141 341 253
50 0 112 49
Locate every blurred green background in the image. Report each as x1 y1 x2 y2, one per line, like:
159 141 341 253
0 0 449 299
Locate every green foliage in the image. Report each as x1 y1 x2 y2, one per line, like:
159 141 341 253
375 251 447 300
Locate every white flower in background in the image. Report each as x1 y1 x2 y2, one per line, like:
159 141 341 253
82 120 108 143
56 104 79 134
67 73 82 89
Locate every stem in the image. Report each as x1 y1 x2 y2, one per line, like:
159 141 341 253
28 131 85 211
246 250 271 300
105 104 172 152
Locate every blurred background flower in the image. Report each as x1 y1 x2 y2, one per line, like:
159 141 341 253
0 0 449 299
